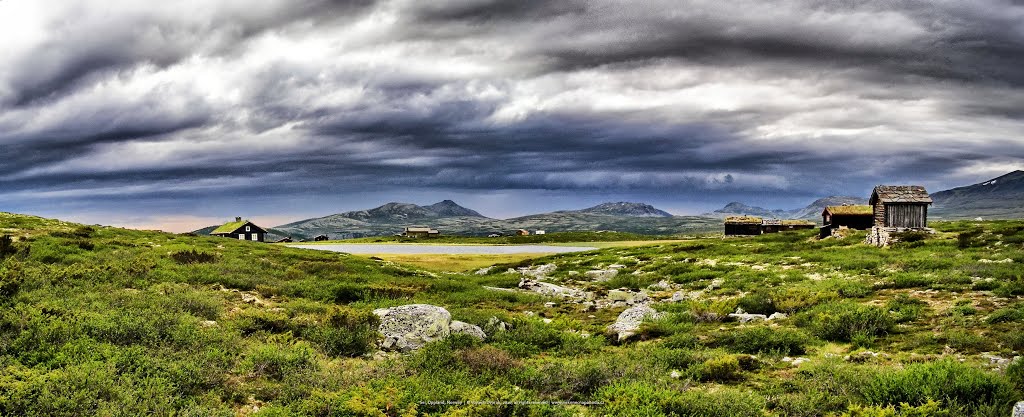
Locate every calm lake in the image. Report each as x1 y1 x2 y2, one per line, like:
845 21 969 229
287 244 598 255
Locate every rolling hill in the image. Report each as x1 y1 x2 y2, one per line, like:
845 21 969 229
706 196 867 220
265 201 718 239
931 170 1024 219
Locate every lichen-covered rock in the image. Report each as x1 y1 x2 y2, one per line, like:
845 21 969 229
1013 401 1024 417
450 320 487 341
585 269 618 281
518 278 584 298
373 304 451 352
768 312 788 321
518 263 557 278
607 305 663 341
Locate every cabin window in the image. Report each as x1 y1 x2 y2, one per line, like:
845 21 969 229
238 235 244 240
246 226 251 231
251 234 258 241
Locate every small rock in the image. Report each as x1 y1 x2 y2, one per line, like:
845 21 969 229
518 278 585 298
768 312 788 321
607 289 632 302
670 370 682 379
200 320 218 327
518 263 557 278
670 291 688 302
650 280 672 290
542 318 553 324
728 313 768 323
708 278 724 290
544 302 557 308
791 357 809 366
607 305 663 341
585 269 619 281
475 267 493 275
450 320 487 341
487 317 510 332
1013 401 1024 417
608 264 626 269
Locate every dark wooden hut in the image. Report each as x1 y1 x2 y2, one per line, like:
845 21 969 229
823 205 873 229
724 216 763 236
869 185 932 228
313 234 329 241
210 217 266 242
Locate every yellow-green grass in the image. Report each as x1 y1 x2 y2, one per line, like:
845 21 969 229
355 253 556 272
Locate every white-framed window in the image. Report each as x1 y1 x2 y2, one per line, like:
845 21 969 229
251 234 258 241
238 235 245 240
246 226 250 231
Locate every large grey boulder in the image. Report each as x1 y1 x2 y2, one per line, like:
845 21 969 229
1013 401 1024 417
450 320 487 341
607 305 663 341
373 304 452 352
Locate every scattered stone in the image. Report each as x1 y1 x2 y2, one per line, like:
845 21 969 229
608 264 626 269
518 278 585 298
482 286 517 292
728 312 768 323
629 291 650 305
845 351 878 363
1013 401 1024 417
607 305 663 341
487 317 510 332
373 304 452 352
708 278 724 290
650 280 672 290
978 258 1014 264
475 267 493 275
518 263 557 278
607 289 632 302
544 302 557 308
542 318 553 324
670 291 688 302
200 320 218 327
585 269 619 281
782 357 809 366
670 370 682 379
768 312 788 321
581 301 595 311
450 320 487 341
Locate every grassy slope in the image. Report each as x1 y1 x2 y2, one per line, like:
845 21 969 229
1 212 1022 416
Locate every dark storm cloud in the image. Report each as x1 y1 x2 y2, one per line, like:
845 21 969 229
2 0 1024 229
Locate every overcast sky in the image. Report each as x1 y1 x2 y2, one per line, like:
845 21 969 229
2 0 1023 231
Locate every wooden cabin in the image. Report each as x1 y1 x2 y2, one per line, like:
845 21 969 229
869 186 932 228
404 227 439 238
275 237 293 243
761 219 816 233
724 216 763 236
210 217 266 242
823 205 873 229
313 234 329 241
516 229 530 236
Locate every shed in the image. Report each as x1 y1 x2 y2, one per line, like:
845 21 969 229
313 234 329 241
822 205 873 230
404 226 439 238
724 216 762 236
210 217 266 242
516 229 530 236
275 237 294 243
869 185 932 228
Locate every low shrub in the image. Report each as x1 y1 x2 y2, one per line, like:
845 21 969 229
169 249 218 264
860 359 1019 413
891 231 930 244
841 400 950 417
985 307 1024 324
713 326 810 356
301 306 379 357
737 289 776 314
797 302 894 342
458 345 521 374
1007 359 1024 391
597 381 764 417
240 339 318 381
694 354 742 382
957 229 985 249
886 294 927 323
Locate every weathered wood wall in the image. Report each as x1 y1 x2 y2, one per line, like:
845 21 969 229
883 204 927 228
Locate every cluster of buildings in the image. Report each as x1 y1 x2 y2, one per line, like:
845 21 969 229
725 185 933 242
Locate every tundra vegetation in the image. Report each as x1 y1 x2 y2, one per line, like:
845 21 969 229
0 212 1022 416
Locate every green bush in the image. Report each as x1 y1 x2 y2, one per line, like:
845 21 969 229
695 354 742 382
713 326 810 355
737 289 776 314
169 249 218 264
597 381 764 417
240 339 318 381
841 400 950 417
798 302 894 342
986 307 1024 324
886 294 927 323
957 229 984 249
860 360 1019 412
1007 359 1024 391
300 306 379 357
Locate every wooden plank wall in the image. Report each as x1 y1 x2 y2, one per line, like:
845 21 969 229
884 204 927 228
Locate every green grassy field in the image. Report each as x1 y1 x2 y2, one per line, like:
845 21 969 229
0 212 1022 416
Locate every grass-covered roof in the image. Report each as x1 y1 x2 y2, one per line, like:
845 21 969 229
824 205 873 216
211 220 248 234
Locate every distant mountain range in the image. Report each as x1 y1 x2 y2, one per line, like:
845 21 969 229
251 201 717 239
705 196 867 220
193 171 1024 239
931 170 1024 219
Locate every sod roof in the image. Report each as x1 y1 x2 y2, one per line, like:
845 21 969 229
725 216 762 224
823 205 873 216
211 220 248 235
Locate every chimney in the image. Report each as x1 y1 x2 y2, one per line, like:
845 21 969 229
235 217 242 222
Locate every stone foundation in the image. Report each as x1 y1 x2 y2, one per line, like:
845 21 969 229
865 226 935 247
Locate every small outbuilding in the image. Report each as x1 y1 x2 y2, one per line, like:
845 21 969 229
869 185 932 228
820 205 873 238
535 230 546 235
724 216 763 236
313 234 329 242
516 229 530 236
403 227 439 238
210 217 266 242
275 237 294 243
